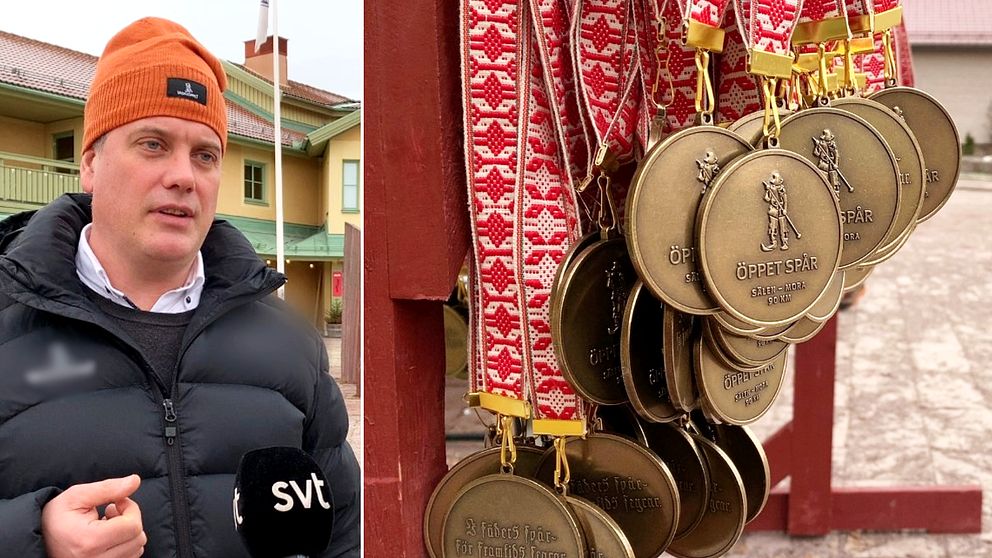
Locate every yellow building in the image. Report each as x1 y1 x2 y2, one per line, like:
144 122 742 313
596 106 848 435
0 31 360 328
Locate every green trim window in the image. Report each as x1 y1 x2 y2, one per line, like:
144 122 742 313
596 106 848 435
342 159 360 213
244 161 266 204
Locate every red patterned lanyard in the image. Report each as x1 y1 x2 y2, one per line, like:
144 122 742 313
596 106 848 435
461 0 585 433
684 0 735 122
733 0 803 139
716 0 762 124
575 0 642 164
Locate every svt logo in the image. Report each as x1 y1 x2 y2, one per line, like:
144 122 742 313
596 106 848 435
271 473 331 512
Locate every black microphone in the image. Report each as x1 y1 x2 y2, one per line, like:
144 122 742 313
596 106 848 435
233 447 334 558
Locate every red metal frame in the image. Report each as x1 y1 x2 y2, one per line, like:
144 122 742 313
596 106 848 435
365 2 981 553
747 316 983 534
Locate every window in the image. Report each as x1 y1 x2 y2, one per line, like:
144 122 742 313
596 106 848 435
342 160 360 212
52 132 76 175
244 161 265 203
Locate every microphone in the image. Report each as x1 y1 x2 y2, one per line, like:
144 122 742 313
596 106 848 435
233 447 334 558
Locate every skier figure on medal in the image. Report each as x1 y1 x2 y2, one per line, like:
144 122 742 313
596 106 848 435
761 172 800 252
813 129 849 200
696 150 720 194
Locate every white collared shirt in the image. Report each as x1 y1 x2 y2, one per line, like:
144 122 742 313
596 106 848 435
75 224 205 313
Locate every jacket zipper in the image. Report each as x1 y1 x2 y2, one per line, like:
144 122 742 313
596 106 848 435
162 283 284 558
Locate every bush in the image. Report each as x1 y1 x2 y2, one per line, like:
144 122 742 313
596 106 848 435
325 298 343 324
964 133 976 156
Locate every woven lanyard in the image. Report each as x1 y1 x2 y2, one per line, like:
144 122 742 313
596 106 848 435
716 0 762 124
461 0 585 430
575 0 642 164
849 0 908 92
733 0 803 140
658 0 698 131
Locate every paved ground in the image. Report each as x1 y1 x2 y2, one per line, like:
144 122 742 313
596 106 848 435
443 176 992 557
324 337 362 468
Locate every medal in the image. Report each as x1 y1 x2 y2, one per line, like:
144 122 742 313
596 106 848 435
535 432 681 558
697 149 843 326
778 315 829 344
621 280 680 422
705 318 788 368
626 126 753 315
842 264 873 293
567 496 635 558
776 106 903 268
664 306 700 412
831 97 925 264
694 335 789 425
551 238 637 405
665 429 746 558
871 87 960 223
698 420 770 525
641 420 711 540
424 445 545 558
726 107 793 146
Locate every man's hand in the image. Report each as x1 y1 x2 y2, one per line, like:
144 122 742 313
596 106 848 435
41 474 147 558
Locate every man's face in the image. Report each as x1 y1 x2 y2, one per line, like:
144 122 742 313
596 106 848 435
81 116 223 267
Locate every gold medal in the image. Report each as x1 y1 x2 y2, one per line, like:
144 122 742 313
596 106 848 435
702 422 770 525
711 311 765 337
705 318 788 368
567 496 635 558
665 430 747 558
536 433 681 558
664 307 700 412
551 238 636 405
641 421 711 540
697 149 843 326
777 106 902 268
831 97 926 263
626 126 753 315
442 474 585 558
424 446 545 558
621 280 680 422
871 87 960 223
694 336 789 425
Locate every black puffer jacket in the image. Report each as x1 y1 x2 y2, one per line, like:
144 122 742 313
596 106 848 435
0 194 360 557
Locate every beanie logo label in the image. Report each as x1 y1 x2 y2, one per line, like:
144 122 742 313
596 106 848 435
167 78 207 106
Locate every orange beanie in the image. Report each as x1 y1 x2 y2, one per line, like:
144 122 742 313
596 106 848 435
83 17 228 153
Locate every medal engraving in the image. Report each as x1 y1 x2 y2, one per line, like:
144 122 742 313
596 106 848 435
759 172 800 252
812 129 852 198
424 447 545 558
536 433 680 558
694 336 788 425
695 150 720 194
442 475 585 558
706 424 770 525
567 497 635 558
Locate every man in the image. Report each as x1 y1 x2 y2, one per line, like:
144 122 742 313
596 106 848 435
0 17 360 557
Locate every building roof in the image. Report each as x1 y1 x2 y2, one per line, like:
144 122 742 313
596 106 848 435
0 28 355 147
0 30 96 99
230 63 354 108
228 102 307 148
904 0 992 46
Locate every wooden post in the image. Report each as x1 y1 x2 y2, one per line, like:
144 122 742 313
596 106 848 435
364 0 470 555
342 223 362 391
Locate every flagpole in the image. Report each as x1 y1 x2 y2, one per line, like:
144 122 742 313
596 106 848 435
272 0 285 299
